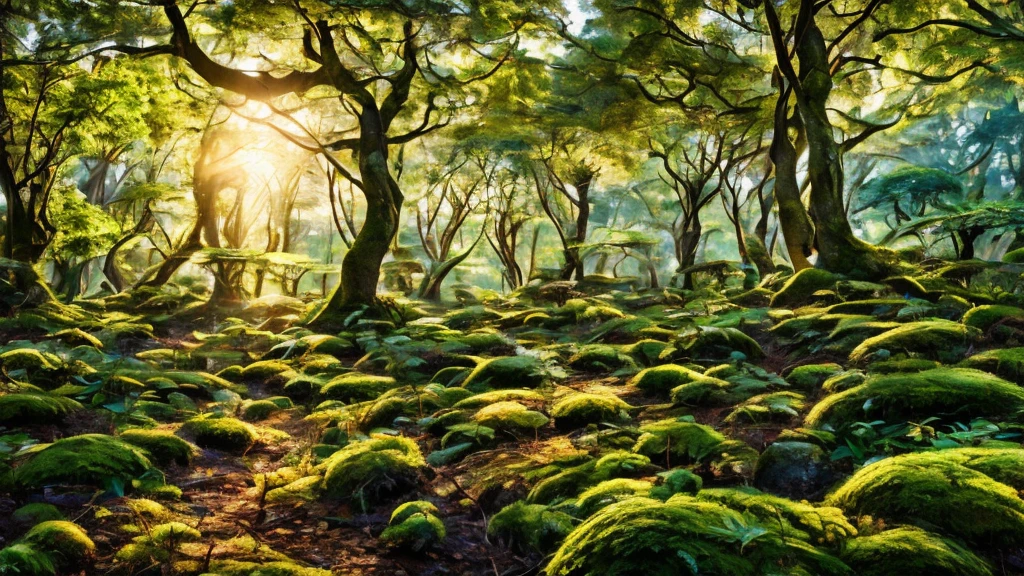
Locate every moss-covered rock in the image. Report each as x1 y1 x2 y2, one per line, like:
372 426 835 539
452 389 544 409
461 355 547 391
0 347 60 371
14 434 152 491
12 503 64 526
724 391 805 424
488 501 574 554
180 414 257 453
827 449 1024 547
567 344 638 372
628 364 705 395
962 304 1024 331
318 436 425 505
1004 247 1024 264
770 268 841 308
698 487 855 543
379 501 445 552
786 363 844 392
753 441 833 499
240 360 293 380
649 469 702 500
473 401 549 432
961 347 1024 384
119 429 196 466
806 368 1024 429
840 526 991 576
631 419 755 477
849 320 982 363
664 326 764 361
242 399 283 421
319 373 399 402
550 393 631 430
575 478 653 516
20 520 95 569
545 495 849 576
0 393 80 426
114 521 202 565
527 451 653 505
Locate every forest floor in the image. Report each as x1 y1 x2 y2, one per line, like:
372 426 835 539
3 263 1024 575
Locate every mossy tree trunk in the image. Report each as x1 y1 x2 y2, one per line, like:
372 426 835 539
768 74 814 272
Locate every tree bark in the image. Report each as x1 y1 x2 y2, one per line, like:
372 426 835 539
769 77 814 272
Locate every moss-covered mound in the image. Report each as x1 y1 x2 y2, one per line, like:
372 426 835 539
806 368 1024 429
527 452 653 505
632 419 756 475
698 487 855 543
545 496 848 576
0 393 81 426
786 363 844 392
14 434 152 491
628 364 705 395
550 393 631 430
962 305 1024 331
179 414 257 453
848 320 981 363
320 373 399 402
461 355 547 391
574 478 653 516
827 450 1024 548
961 347 1024 384
0 543 55 576
242 399 283 421
567 344 637 372
489 501 574 554
770 268 841 308
840 527 991 576
664 326 764 361
119 429 197 466
379 501 445 552
12 503 64 526
319 436 425 505
20 520 95 569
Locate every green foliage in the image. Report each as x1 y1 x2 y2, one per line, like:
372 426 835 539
380 501 446 552
14 434 152 491
0 544 55 576
119 429 196 466
489 501 575 554
20 521 95 568
528 451 653 505
840 527 992 576
461 355 548 391
787 363 844 392
180 414 257 453
0 393 81 426
859 166 964 218
318 436 425 506
849 321 982 362
12 503 64 526
550 393 631 430
567 344 638 371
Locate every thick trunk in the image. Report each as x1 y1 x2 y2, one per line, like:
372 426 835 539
769 81 814 271
676 222 702 290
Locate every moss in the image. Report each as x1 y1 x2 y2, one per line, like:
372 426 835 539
240 360 293 380
770 268 841 308
821 370 865 393
356 396 409 431
320 373 399 402
318 436 425 505
12 503 64 526
1004 247 1024 263
825 298 911 316
806 368 1024 429
300 334 354 356
379 512 446 552
840 527 991 576
0 543 55 576
567 344 637 372
180 414 257 453
787 363 843 392
867 358 941 374
133 400 180 421
115 522 201 564
14 434 152 491
430 365 471 387
242 399 283 421
628 364 704 395
575 478 653 516
0 393 80 426
208 560 331 576
632 419 726 464
473 401 549 432
669 374 740 407
545 496 849 576
453 389 544 409
266 475 322 504
389 500 440 524
527 451 653 505
724 391 806 424
961 347 1024 384
488 501 574 554
849 320 982 363
649 469 702 500
962 304 1024 331
664 326 764 361
550 393 631 430
21 521 95 568
439 330 515 354
120 429 196 466
460 355 546 392
622 339 670 366
753 441 833 500
0 348 59 371
698 487 855 544
827 449 1024 548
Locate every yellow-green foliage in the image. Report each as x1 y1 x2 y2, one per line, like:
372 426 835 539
567 344 637 371
452 389 544 409
827 449 1024 547
849 320 981 362
840 527 992 576
622 339 670 366
319 372 399 402
697 488 856 544
12 503 64 526
770 268 841 308
266 476 322 505
380 500 446 552
461 355 546 391
575 478 653 516
545 495 849 576
724 391 805 424
632 420 725 464
550 393 631 430
961 347 1024 384
119 429 196 466
318 436 425 504
806 368 1024 429
20 521 95 569
115 522 201 564
787 363 843 391
473 401 549 431
14 434 152 491
962 305 1024 331
242 399 283 421
0 543 55 576
0 393 80 426
629 364 704 395
180 414 257 453
488 501 574 554
527 451 652 505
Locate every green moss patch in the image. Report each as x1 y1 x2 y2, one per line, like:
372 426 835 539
550 393 631 430
488 501 574 554
318 436 425 506
629 364 705 395
320 373 399 403
460 355 547 391
14 434 152 491
961 347 1024 384
849 320 981 363
962 305 1024 331
180 414 257 453
0 393 80 426
840 526 991 576
119 429 196 466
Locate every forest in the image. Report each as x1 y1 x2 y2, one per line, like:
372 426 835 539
2 0 1024 574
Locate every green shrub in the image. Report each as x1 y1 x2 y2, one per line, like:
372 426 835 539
840 527 991 576
806 368 1024 429
119 429 196 466
180 414 257 453
14 434 152 491
550 393 631 430
318 436 425 506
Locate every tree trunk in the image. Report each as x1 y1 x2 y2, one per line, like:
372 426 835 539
769 78 814 272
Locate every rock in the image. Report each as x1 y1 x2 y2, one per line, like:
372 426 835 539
754 441 833 499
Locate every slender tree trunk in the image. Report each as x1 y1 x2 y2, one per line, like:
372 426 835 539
769 78 814 272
